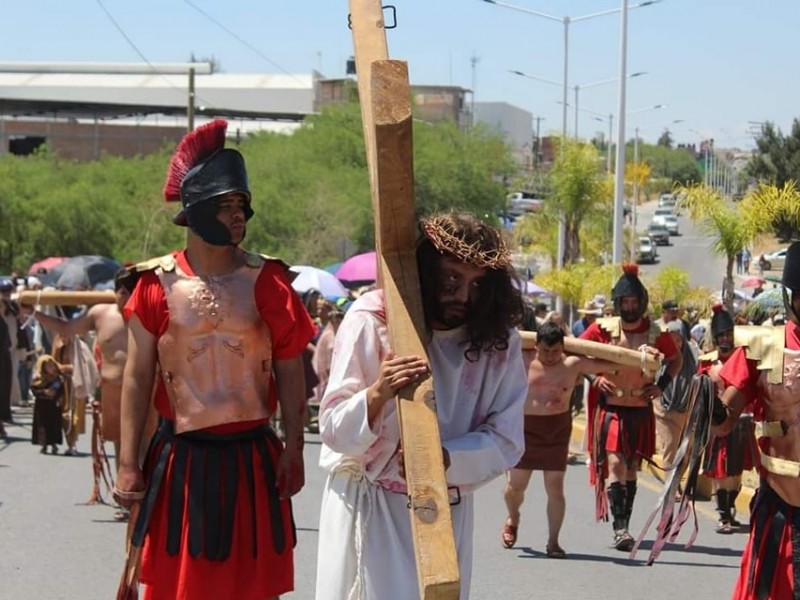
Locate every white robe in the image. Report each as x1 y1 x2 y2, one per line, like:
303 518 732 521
315 290 527 600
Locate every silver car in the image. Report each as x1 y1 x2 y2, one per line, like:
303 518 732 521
663 215 680 236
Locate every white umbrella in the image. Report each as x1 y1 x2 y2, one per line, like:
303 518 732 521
290 265 349 298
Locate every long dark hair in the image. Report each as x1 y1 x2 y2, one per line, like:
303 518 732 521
417 217 524 361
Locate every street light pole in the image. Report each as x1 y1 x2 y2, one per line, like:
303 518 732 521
484 0 661 281
612 0 629 264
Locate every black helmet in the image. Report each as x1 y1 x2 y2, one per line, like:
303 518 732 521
163 120 254 246
710 303 734 338
611 263 649 322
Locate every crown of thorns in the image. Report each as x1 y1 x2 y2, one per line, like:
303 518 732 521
422 216 511 270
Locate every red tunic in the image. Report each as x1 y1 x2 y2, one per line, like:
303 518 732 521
699 355 757 479
580 318 678 463
719 323 800 600
126 250 315 600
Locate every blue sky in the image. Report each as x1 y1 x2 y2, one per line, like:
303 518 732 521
4 0 796 148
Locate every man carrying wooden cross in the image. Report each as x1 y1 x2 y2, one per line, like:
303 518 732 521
315 211 528 600
580 263 682 551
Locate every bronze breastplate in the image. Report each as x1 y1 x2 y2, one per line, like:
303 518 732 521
605 328 653 407
157 262 273 433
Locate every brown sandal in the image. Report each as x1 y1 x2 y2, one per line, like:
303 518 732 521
501 522 518 549
546 544 567 559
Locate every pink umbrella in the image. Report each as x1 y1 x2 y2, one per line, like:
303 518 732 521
336 251 377 283
28 256 67 275
741 277 766 288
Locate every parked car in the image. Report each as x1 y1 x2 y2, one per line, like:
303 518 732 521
505 192 544 220
663 214 680 236
636 236 658 264
647 222 670 245
761 248 788 271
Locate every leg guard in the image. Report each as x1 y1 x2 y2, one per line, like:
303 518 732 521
715 490 733 534
607 481 628 532
729 488 741 526
625 480 637 522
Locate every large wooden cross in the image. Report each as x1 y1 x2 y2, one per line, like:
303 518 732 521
349 2 460 598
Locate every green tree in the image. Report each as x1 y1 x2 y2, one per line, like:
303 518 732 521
0 101 516 272
679 184 764 311
657 129 673 149
746 120 800 186
541 139 612 265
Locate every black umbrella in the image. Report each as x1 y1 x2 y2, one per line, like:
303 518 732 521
42 255 121 290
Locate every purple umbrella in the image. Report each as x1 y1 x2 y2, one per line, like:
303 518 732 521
336 251 377 283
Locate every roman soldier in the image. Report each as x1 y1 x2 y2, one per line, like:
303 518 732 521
580 264 682 551
114 120 316 600
699 304 758 534
717 242 800 599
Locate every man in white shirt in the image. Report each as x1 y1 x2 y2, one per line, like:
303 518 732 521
315 212 528 600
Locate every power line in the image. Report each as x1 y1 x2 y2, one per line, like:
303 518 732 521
93 0 217 110
181 0 306 86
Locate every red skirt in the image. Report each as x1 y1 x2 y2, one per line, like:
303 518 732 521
703 416 758 479
137 421 294 600
732 482 798 599
590 400 655 485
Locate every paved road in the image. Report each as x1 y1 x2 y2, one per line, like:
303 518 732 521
0 406 746 599
635 200 728 290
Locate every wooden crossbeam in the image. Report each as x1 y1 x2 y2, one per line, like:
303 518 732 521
349 2 460 598
519 331 662 373
17 290 116 306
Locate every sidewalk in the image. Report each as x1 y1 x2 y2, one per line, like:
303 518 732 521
569 410 755 519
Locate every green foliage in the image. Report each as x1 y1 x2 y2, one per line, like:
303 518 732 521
677 183 766 311
649 266 690 307
746 120 800 186
0 101 515 272
516 139 612 266
625 142 700 185
657 129 673 149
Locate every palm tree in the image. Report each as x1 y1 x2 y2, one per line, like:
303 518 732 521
679 184 763 312
744 181 800 242
515 139 613 267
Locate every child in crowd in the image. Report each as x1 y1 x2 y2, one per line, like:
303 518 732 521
30 355 65 455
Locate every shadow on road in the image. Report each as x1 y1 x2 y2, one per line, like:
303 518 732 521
516 546 634 566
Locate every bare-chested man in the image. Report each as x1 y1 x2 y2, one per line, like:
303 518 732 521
28 268 136 466
501 321 616 558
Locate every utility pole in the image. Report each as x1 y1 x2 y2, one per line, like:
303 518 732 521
187 66 196 132
470 53 480 127
533 116 544 171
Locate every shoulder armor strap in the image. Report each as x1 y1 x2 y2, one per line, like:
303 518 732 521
596 316 621 339
698 350 719 363
134 254 175 273
734 325 785 384
240 250 296 281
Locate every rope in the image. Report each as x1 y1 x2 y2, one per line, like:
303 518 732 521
334 462 373 600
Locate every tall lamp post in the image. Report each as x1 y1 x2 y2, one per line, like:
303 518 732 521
482 0 661 282
511 70 646 139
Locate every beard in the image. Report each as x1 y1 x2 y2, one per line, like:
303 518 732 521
718 342 733 355
435 301 470 328
619 309 640 323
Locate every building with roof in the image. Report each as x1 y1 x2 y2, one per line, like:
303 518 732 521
0 64 533 164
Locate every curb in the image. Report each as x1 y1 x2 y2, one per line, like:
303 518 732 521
569 416 755 519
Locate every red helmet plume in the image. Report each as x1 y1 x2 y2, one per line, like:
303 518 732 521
163 119 228 202
621 263 639 277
